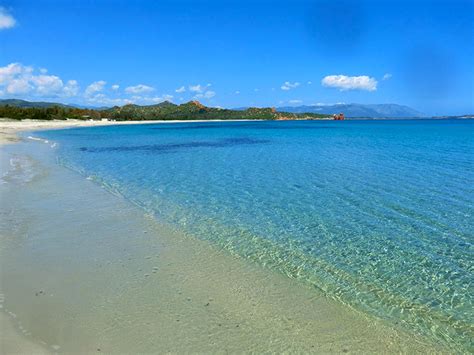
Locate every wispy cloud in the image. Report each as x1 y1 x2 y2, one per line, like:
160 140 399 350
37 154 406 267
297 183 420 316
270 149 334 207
130 94 174 104
63 80 79 96
321 75 377 91
189 83 212 93
111 84 120 90
125 84 154 94
194 90 215 100
189 84 204 92
0 7 16 30
175 86 186 93
188 83 214 99
382 73 392 80
289 99 303 104
281 81 300 90
85 80 106 96
311 102 346 106
87 94 132 106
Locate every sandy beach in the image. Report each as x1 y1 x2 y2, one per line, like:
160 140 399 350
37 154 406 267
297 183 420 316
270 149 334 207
0 120 447 353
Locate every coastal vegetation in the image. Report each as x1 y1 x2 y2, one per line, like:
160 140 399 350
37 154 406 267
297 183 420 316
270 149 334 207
0 100 330 121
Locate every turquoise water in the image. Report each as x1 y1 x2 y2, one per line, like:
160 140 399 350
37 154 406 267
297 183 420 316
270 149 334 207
37 119 473 351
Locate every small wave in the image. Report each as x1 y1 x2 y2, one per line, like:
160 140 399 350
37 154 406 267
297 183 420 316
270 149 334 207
27 136 58 149
27 136 47 143
1 156 45 184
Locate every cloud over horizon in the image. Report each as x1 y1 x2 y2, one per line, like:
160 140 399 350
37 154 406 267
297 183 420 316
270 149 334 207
0 63 79 97
125 84 154 94
0 62 211 106
288 99 303 104
189 83 215 100
321 75 378 91
85 80 106 97
193 90 216 100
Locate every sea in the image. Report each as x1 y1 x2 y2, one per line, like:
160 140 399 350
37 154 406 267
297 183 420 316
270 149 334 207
3 119 473 352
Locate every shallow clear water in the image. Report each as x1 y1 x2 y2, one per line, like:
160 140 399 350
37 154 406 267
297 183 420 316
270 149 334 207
37 119 473 351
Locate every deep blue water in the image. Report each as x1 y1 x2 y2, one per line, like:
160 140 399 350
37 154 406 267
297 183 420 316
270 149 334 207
38 119 473 350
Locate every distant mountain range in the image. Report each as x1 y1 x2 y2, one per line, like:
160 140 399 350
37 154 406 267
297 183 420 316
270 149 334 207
0 99 448 119
276 103 425 118
0 99 108 110
0 98 76 109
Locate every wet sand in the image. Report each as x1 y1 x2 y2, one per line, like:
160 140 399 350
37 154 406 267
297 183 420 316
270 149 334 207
0 124 444 353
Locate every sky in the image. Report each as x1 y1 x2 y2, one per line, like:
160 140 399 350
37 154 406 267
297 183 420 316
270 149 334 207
0 0 473 115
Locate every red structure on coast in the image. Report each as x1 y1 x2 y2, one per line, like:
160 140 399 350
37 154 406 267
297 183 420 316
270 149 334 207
333 113 345 120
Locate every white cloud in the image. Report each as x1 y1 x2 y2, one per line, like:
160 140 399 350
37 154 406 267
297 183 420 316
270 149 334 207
0 63 31 85
6 78 31 94
64 80 79 97
111 84 120 90
87 93 132 106
307 81 312 85
85 80 106 96
153 94 173 103
189 83 212 93
0 7 16 30
189 84 204 93
32 74 64 95
194 90 215 100
281 81 300 90
122 94 174 105
321 75 377 91
188 84 214 99
0 62 80 98
175 86 186 93
289 99 303 104
311 102 345 106
125 84 154 94
235 91 240 94
383 73 392 80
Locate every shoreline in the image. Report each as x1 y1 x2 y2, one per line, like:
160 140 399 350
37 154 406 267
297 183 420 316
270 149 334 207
0 122 446 352
0 118 265 146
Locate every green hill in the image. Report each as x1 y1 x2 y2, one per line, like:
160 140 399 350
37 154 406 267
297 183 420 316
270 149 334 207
0 99 330 121
106 101 329 121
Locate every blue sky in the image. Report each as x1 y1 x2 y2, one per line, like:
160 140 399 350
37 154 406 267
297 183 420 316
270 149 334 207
0 0 473 115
